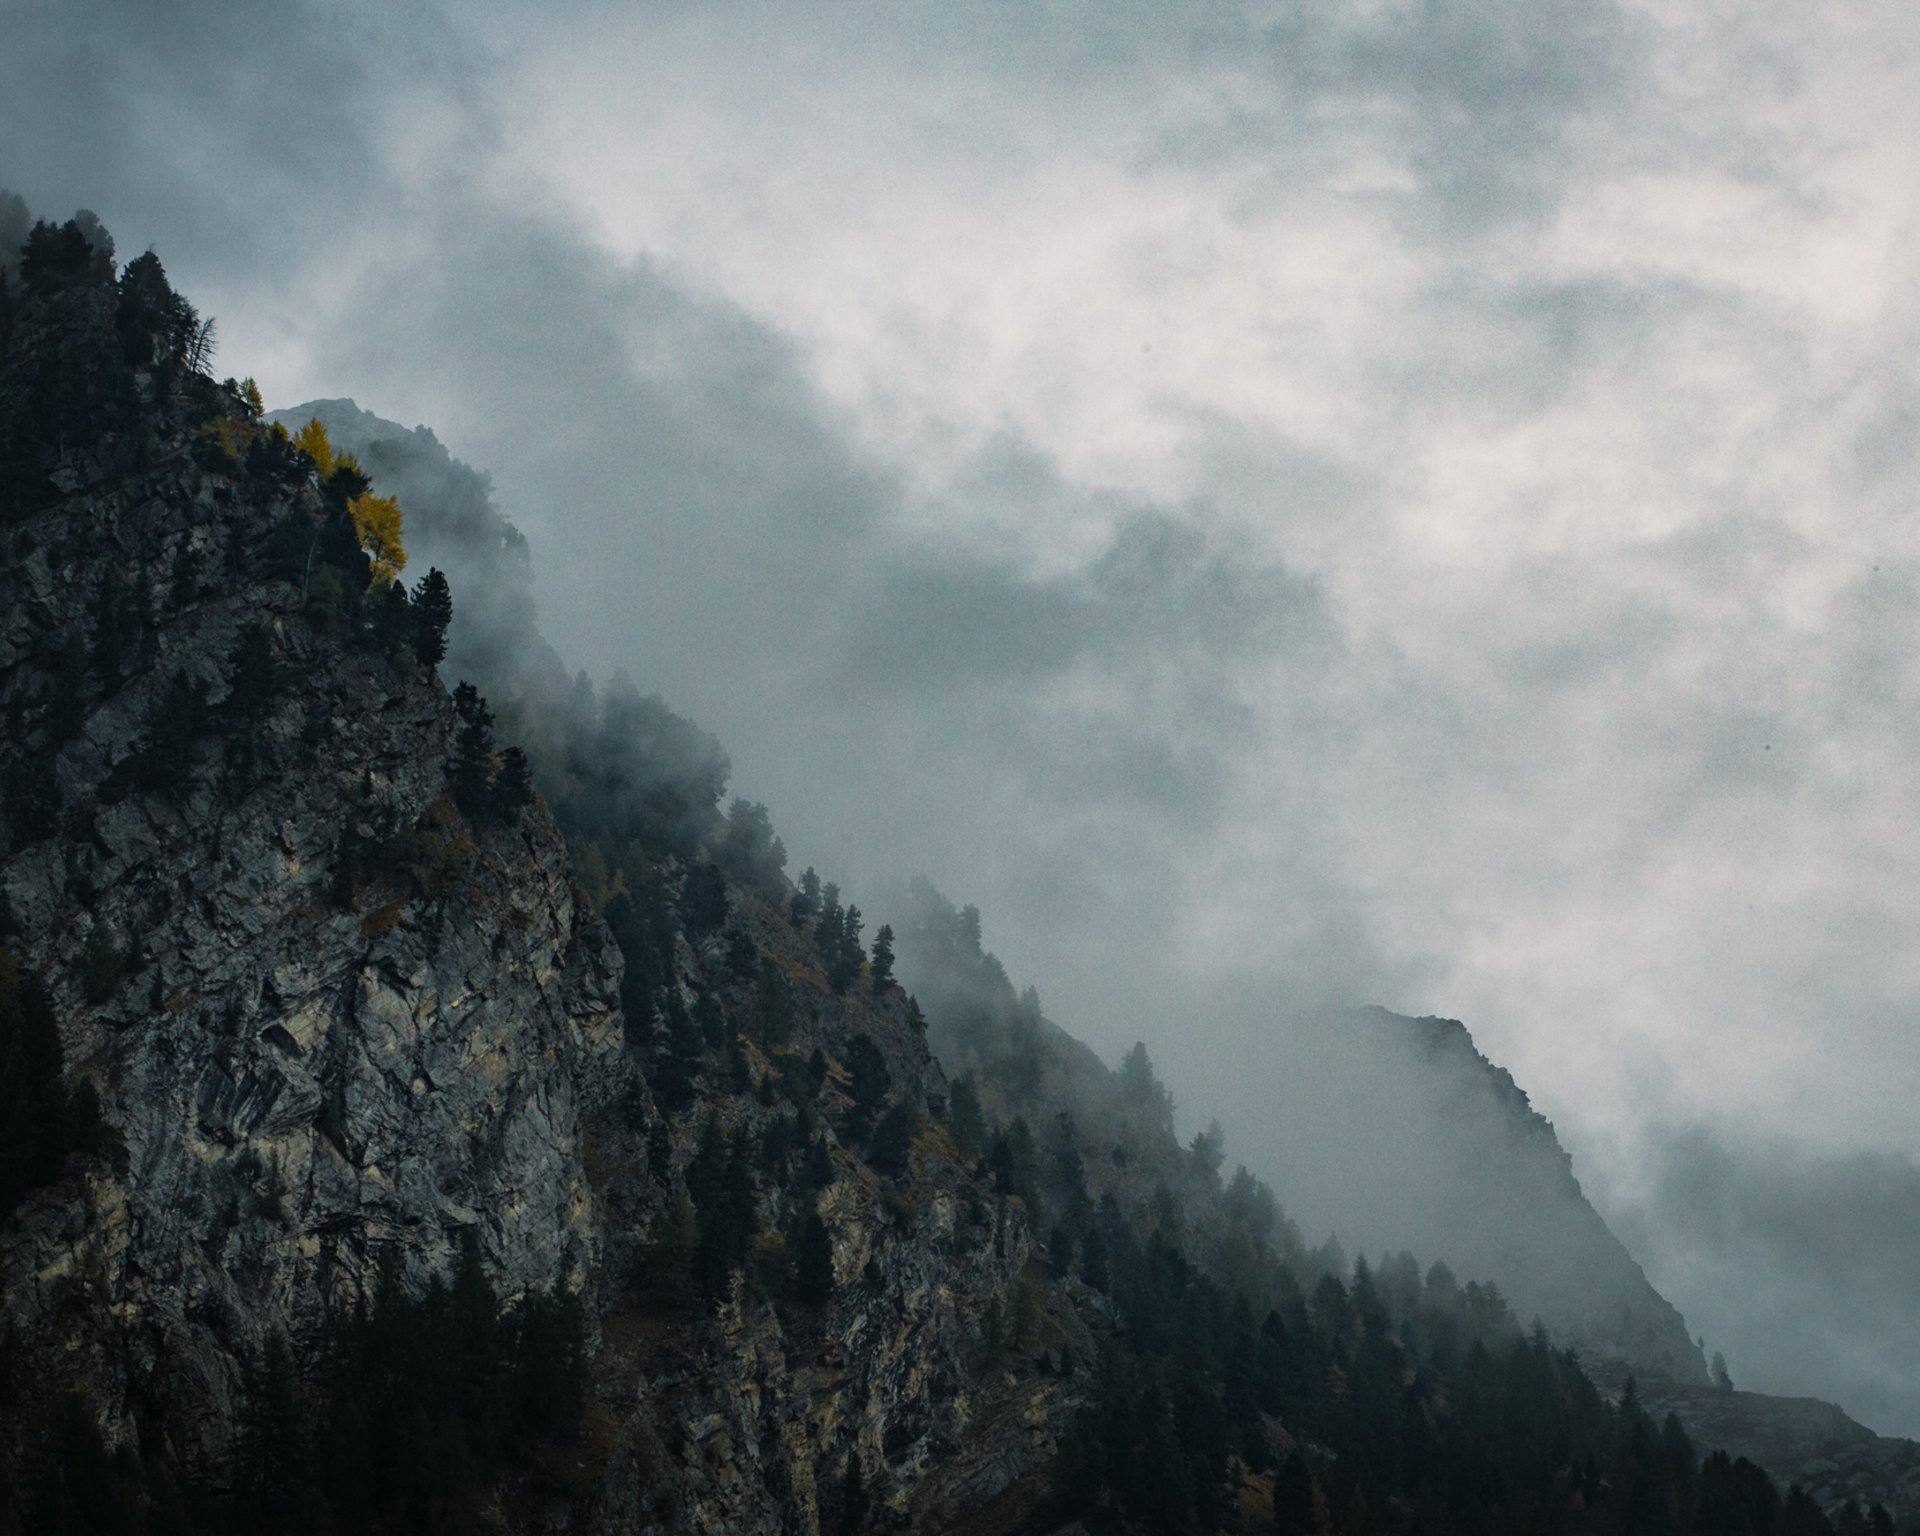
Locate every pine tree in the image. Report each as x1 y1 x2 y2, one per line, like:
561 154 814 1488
648 1188 698 1309
870 1102 919 1179
224 623 280 725
450 682 495 819
840 1452 870 1535
753 961 791 1046
491 745 534 823
869 924 895 994
949 1073 985 1161
793 1206 835 1305
410 567 452 667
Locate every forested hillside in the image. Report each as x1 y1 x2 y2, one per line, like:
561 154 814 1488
0 205 1907 1536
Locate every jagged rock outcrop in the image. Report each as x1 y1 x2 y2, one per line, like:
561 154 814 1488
0 276 1081 1525
0 285 622 1477
572 887 1085 1535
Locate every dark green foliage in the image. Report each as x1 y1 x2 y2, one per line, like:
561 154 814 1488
803 1134 835 1192
948 1073 985 1160
693 990 727 1052
20 219 110 295
841 1032 889 1141
987 1116 1040 1214
648 989 706 1111
450 681 495 818
224 623 281 725
500 1285 587 1441
0 951 103 1213
3 754 63 847
815 883 867 993
287 1238 586 1532
716 797 787 900
839 1452 870 1536
1079 1222 1109 1291
548 670 730 861
869 1101 919 1179
870 924 895 994
409 567 452 668
605 869 675 1027
493 745 534 820
79 926 131 1003
1118 1039 1173 1129
364 577 414 655
792 1205 835 1306
115 250 198 369
449 682 532 826
752 961 793 1046
682 860 729 935
793 865 820 925
684 1118 759 1301
110 669 210 798
238 1331 302 1516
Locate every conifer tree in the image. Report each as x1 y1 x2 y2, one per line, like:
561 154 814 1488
411 567 452 667
648 1188 698 1309
949 1073 985 1161
492 745 534 823
870 924 895 994
870 1101 919 1178
451 682 496 819
793 1205 835 1306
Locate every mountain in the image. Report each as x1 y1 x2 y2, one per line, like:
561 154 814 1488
3 204 1913 1536
1259 1006 1706 1382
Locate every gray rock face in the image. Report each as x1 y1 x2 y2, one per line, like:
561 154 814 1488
0 394 1079 1527
0 426 621 1476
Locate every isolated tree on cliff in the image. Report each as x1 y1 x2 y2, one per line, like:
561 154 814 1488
492 746 534 822
451 682 496 819
347 491 406 586
411 567 452 667
869 924 895 994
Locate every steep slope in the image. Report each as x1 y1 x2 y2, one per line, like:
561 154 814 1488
1305 1006 1705 1381
0 241 622 1482
0 224 1081 1533
5 213 1902 1536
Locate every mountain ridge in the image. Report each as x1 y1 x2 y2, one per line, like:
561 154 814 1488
3 205 1914 1536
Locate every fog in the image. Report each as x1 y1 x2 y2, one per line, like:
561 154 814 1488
8 0 1920 1437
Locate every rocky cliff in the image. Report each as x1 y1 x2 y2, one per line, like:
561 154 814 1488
0 236 1081 1530
0 266 623 1479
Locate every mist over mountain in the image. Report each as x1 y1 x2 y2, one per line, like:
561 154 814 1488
7 192 1920 1534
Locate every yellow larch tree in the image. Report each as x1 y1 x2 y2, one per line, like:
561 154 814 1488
348 491 407 587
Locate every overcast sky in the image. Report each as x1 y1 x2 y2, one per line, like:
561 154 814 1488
7 0 1920 1432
